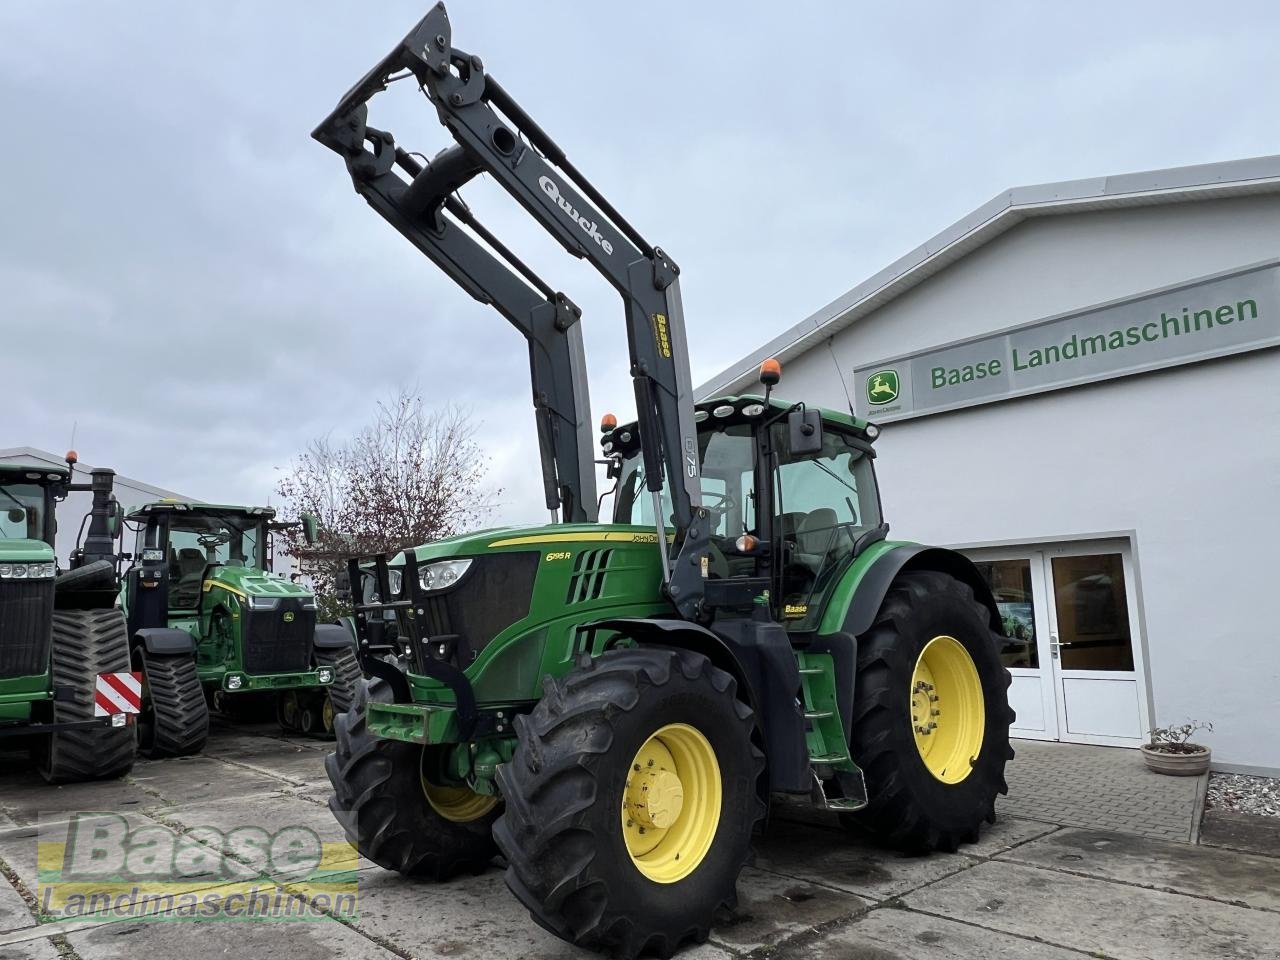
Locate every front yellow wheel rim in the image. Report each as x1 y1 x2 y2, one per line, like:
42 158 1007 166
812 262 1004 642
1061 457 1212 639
911 635 985 784
621 723 721 884
422 780 499 823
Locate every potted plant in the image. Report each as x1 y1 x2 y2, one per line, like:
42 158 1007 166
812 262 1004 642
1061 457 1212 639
1141 720 1213 776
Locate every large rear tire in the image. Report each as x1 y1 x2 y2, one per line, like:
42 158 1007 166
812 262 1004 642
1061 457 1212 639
326 678 499 879
493 648 764 960
135 648 209 759
35 609 137 784
845 570 1014 853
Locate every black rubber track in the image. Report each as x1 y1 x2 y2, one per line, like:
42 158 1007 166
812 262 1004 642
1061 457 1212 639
326 678 499 879
35 609 137 784
492 648 765 960
53 560 116 592
844 570 1015 853
136 648 209 759
314 646 362 717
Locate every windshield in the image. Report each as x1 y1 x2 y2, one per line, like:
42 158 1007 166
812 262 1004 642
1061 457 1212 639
165 512 265 608
0 482 51 543
614 424 757 538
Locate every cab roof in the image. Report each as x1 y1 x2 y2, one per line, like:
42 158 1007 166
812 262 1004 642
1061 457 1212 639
601 395 871 456
126 500 277 521
0 462 70 482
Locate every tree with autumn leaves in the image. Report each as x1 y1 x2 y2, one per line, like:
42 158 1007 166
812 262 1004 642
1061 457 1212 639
274 390 498 619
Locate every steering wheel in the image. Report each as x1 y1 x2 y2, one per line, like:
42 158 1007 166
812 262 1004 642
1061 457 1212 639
197 533 230 549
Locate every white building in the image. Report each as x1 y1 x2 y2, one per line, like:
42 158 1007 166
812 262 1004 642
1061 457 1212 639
0 447 188 564
702 156 1280 776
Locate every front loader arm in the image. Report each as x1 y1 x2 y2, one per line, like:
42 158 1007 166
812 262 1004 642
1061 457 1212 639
314 2 710 615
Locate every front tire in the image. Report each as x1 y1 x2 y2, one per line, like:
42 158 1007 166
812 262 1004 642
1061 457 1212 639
35 609 137 784
493 648 764 960
326 678 499 879
845 570 1014 852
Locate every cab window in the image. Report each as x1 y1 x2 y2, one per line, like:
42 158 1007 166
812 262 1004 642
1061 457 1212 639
0 483 47 541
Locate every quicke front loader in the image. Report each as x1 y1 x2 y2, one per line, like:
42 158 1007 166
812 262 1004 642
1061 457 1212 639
315 7 1014 957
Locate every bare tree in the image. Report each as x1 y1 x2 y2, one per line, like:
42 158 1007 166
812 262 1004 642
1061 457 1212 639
275 390 499 618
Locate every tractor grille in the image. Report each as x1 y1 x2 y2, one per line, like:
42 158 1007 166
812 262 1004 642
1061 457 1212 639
565 548 613 604
418 552 538 663
0 579 54 679
241 599 315 675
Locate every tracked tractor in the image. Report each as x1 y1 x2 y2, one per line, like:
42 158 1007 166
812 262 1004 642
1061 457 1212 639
118 501 360 753
315 6 1013 957
0 454 139 783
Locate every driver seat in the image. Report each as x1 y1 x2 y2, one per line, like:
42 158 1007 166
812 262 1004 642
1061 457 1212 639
795 508 840 572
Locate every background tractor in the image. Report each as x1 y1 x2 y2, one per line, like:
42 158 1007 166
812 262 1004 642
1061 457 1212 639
0 453 139 782
118 501 360 753
315 6 1014 958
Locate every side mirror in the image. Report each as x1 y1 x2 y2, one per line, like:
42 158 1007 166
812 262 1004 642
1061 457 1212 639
107 500 124 539
301 513 320 545
788 407 824 455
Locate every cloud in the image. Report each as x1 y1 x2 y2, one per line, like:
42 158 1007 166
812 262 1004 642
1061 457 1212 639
2 0 1276 528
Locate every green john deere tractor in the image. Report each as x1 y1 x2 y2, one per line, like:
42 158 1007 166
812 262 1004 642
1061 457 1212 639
0 455 138 782
118 501 360 753
315 6 1013 957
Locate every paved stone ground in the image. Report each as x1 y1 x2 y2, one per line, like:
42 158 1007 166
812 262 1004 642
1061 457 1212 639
1 725 1274 960
1001 738 1206 842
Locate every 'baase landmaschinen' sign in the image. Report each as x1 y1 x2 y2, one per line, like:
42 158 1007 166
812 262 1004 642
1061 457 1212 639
854 260 1280 423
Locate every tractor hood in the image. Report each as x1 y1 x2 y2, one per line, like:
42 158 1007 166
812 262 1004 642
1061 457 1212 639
205 563 312 601
0 539 55 564
390 523 669 566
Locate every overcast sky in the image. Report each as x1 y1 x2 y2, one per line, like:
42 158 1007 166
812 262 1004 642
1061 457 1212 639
3 1 1277 525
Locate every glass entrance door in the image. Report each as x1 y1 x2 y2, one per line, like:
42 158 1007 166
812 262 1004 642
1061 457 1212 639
968 540 1149 746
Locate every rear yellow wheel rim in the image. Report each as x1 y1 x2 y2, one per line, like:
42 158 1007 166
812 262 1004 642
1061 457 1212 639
621 723 721 884
911 635 985 784
422 779 499 823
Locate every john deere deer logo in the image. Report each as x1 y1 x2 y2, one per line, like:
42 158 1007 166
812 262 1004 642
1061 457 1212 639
866 369 899 406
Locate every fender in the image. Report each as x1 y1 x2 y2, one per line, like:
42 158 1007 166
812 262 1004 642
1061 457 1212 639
827 544 1002 639
588 618 760 716
313 624 355 650
132 627 197 656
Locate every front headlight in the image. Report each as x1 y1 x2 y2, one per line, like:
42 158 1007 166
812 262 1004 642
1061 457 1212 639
0 562 55 579
419 558 472 592
225 674 244 691
246 595 280 610
316 667 334 684
387 569 403 597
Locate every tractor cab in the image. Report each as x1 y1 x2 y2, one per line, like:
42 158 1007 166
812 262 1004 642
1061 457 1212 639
123 502 275 625
131 503 268 603
0 463 64 556
605 393 884 633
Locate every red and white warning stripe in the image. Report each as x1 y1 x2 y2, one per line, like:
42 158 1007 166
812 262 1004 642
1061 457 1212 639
94 672 143 717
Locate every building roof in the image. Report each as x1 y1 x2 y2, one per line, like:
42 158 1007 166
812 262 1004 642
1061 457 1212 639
0 447 189 502
698 153 1280 398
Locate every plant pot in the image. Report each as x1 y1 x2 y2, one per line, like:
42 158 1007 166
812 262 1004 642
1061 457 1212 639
1140 744 1211 776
